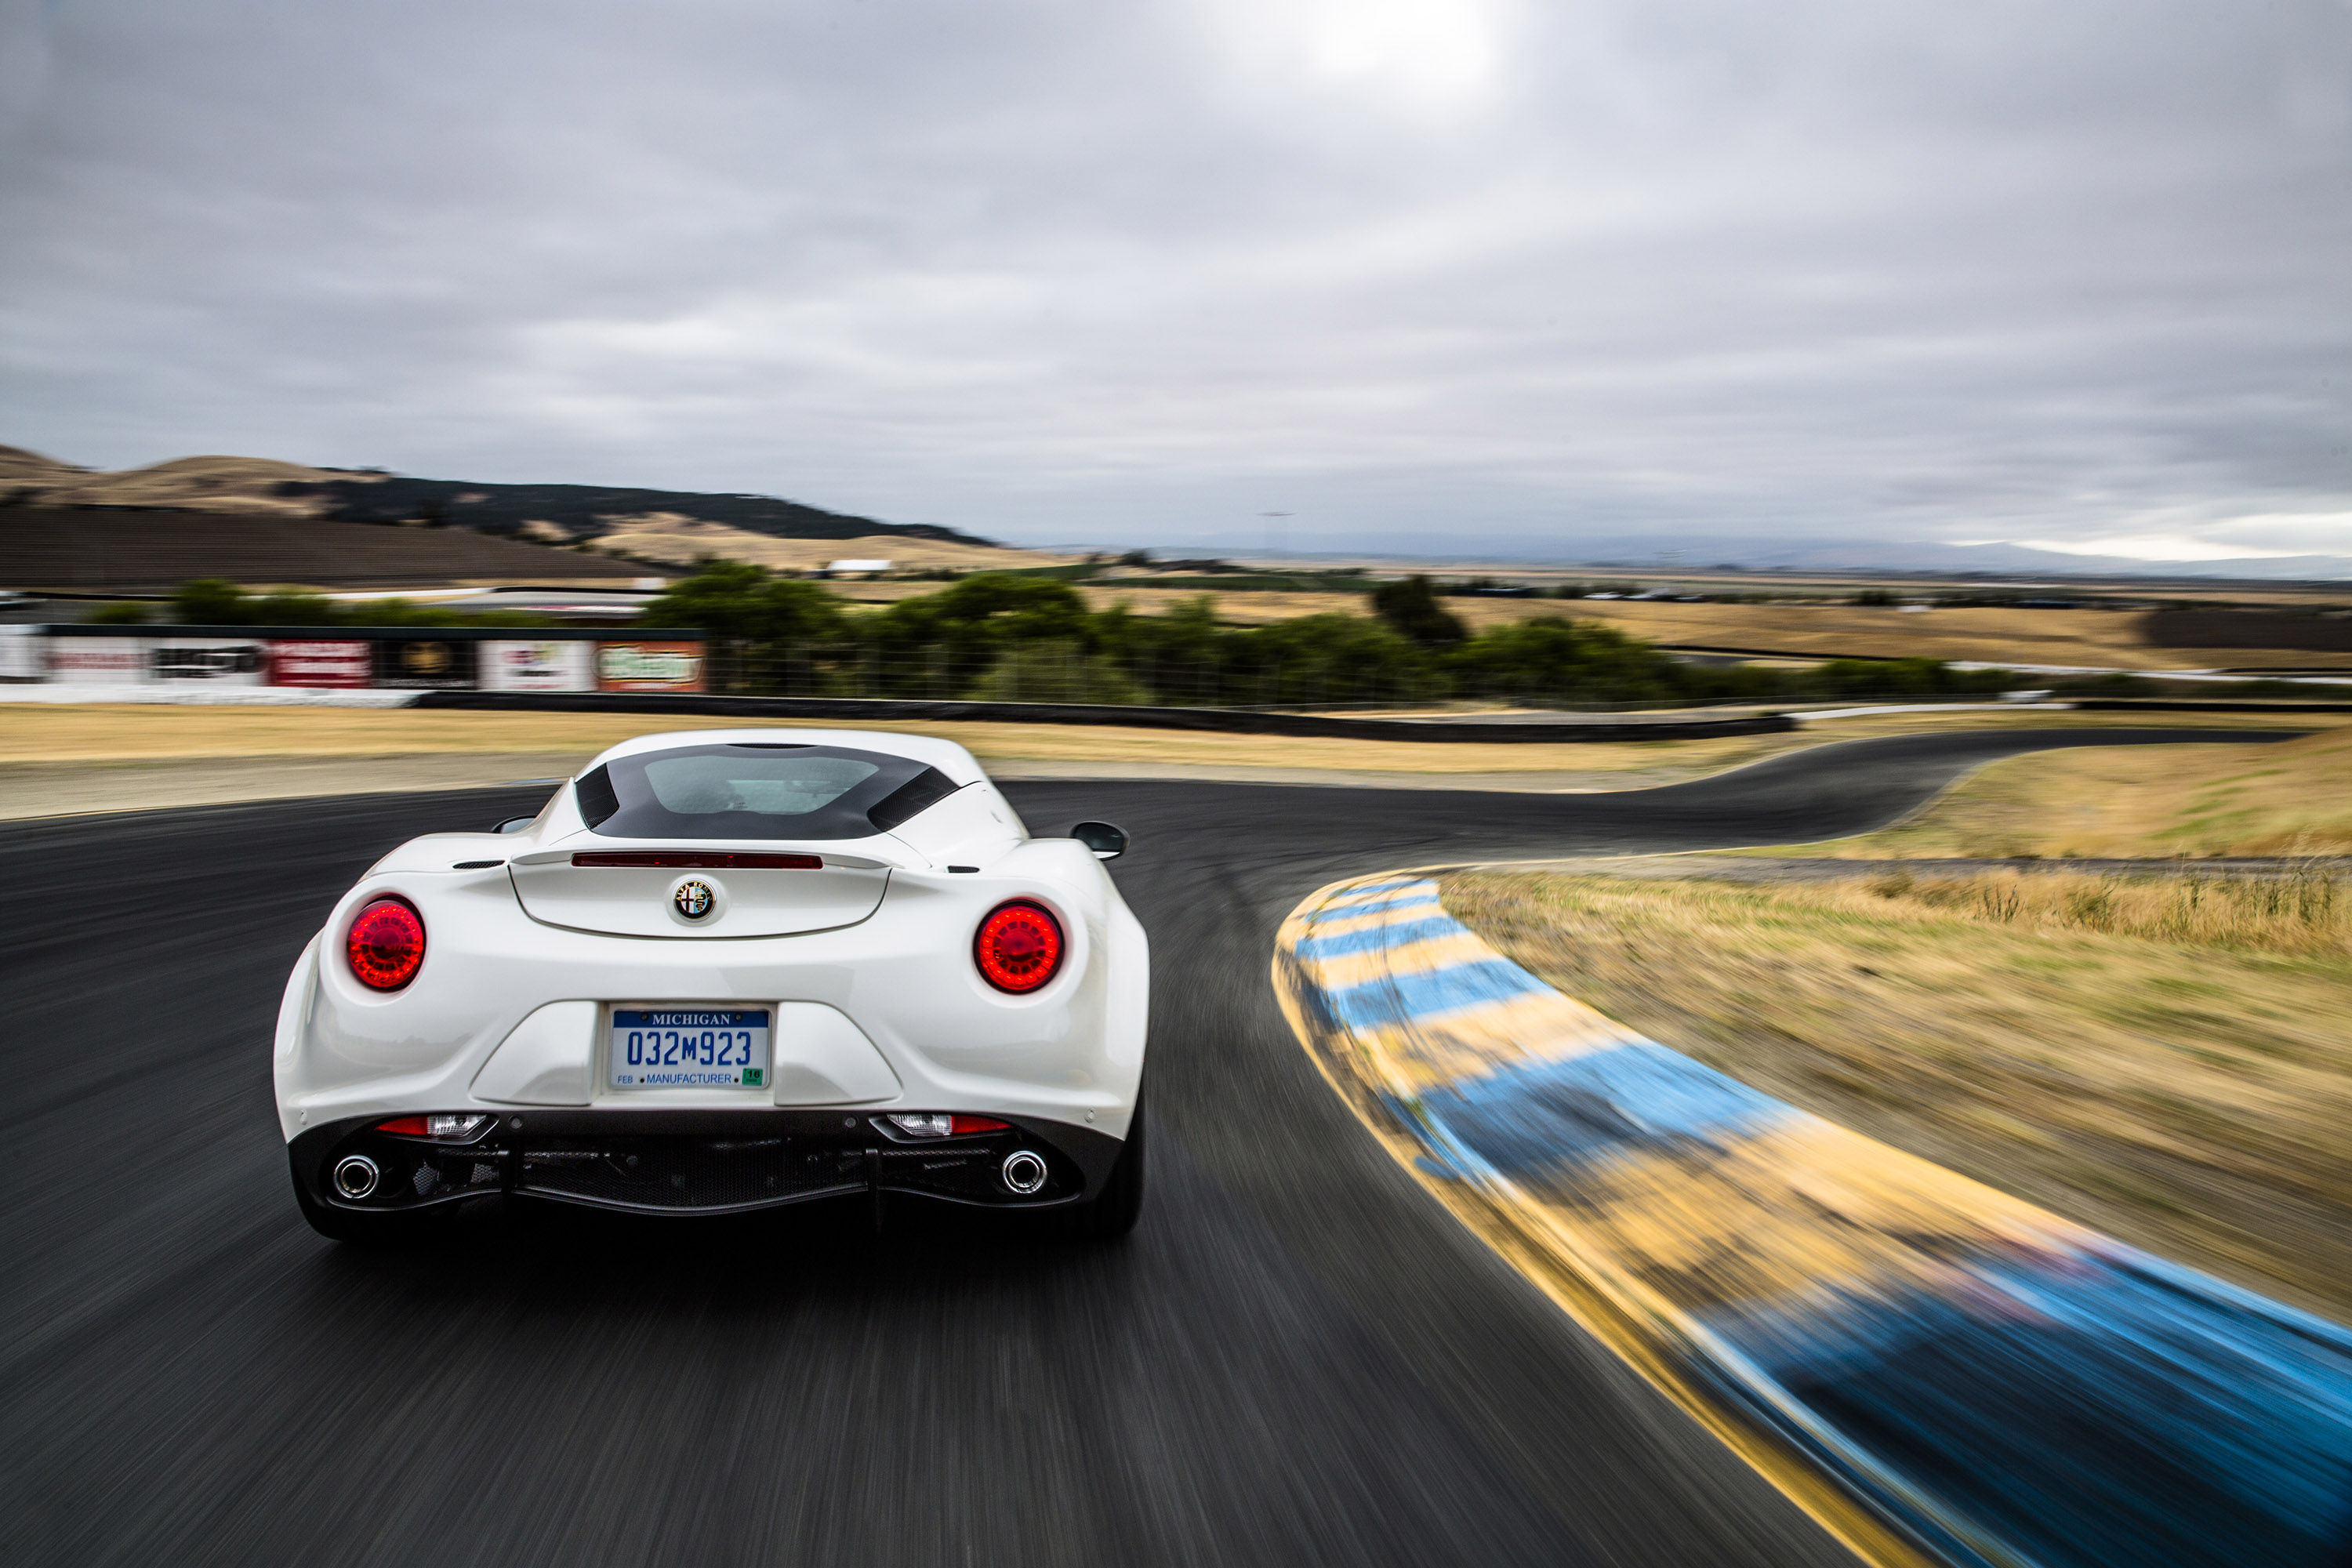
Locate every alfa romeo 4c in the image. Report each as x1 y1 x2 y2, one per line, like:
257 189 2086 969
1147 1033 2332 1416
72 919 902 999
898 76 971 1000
273 729 1148 1242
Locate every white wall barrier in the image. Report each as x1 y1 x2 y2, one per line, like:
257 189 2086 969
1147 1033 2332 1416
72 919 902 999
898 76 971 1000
46 636 152 684
2 629 706 693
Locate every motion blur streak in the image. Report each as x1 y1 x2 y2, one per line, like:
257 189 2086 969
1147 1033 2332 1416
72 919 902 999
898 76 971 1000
0 730 2281 1566
1280 874 2352 1567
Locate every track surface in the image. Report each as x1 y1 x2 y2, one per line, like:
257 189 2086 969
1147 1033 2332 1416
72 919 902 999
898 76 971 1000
0 729 2271 1567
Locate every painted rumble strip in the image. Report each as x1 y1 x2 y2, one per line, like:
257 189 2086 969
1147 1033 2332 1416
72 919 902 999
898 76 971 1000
1274 874 2352 1568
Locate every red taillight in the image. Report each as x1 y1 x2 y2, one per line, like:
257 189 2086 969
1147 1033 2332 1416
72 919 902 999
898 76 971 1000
376 1116 431 1135
975 901 1062 993
952 1115 1010 1134
347 897 426 990
571 851 822 869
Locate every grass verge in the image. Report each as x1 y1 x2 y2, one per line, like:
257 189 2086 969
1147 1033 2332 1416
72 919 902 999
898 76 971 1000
1442 866 2352 1316
0 702 2310 776
1753 720 2352 858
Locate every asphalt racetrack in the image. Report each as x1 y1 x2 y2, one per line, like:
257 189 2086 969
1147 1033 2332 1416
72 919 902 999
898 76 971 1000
0 729 2275 1567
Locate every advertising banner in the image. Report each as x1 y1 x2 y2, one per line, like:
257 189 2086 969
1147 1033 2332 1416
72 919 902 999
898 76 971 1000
597 640 705 692
268 639 373 688
46 637 148 683
373 638 479 690
482 640 596 692
149 637 268 684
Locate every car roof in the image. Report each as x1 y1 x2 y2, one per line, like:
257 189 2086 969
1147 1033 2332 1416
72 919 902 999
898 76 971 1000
582 728 988 786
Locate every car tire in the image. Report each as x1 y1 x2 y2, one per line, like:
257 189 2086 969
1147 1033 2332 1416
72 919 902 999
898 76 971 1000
291 1163 452 1247
1065 1092 1145 1242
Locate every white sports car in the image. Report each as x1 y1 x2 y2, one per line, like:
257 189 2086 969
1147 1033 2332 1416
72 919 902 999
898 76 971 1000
273 728 1149 1242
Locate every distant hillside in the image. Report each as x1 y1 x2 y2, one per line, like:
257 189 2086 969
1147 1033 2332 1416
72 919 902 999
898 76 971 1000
0 446 1051 573
0 446 339 517
295 474 996 549
0 506 661 593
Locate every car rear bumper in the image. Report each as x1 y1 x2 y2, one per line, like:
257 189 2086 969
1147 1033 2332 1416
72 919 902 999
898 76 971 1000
288 1108 1125 1218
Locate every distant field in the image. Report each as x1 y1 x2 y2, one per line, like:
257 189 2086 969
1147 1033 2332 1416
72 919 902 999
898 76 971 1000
1445 866 2352 1316
1755 719 2352 858
815 579 2352 673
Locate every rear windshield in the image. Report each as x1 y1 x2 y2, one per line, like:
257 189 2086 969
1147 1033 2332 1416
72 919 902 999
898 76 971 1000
576 742 961 840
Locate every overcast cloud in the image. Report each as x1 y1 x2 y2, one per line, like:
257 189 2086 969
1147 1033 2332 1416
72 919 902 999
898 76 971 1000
1 0 2347 558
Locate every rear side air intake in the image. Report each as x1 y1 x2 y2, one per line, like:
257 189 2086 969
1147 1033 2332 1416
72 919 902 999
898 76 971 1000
867 768 960 832
575 766 621 829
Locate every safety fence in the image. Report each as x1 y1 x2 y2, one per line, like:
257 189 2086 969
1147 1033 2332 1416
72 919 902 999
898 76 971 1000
692 639 1456 709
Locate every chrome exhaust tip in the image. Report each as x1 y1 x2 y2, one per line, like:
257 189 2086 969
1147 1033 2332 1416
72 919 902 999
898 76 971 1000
1000 1149 1047 1196
332 1154 380 1201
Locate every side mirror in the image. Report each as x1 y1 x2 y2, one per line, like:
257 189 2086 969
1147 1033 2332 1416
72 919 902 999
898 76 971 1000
492 816 537 835
1070 821 1128 861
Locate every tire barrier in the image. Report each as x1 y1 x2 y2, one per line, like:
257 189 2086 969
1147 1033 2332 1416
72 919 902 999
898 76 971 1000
1275 873 2352 1568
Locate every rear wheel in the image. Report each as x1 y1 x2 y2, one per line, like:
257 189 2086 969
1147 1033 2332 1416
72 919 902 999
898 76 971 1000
1065 1094 1145 1242
291 1163 451 1247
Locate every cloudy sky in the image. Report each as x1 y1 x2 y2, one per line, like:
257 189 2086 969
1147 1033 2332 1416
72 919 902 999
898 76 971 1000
1 0 2347 561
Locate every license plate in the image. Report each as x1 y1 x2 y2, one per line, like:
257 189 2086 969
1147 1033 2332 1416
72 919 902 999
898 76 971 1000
609 1008 771 1091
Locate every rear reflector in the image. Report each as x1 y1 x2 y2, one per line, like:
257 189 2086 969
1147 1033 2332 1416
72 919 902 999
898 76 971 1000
378 1113 494 1140
571 851 823 869
885 1112 1014 1139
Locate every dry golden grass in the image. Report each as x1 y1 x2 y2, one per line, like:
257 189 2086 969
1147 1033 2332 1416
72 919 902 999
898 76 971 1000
588 519 1065 574
0 451 360 517
0 704 2321 804
0 702 2310 786
1531 598 2352 672
1761 720 2352 858
1443 867 2352 1315
0 700 1798 779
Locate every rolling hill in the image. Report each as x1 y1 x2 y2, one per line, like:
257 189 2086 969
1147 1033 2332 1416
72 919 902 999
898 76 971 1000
0 445 1062 575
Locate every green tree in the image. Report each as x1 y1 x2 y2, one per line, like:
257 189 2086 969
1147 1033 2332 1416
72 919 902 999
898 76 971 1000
641 559 848 691
971 642 1149 705
245 590 350 626
1223 613 1436 706
171 578 254 624
853 573 1097 695
1449 615 1686 702
862 572 1093 648
1370 575 1466 645
642 559 843 643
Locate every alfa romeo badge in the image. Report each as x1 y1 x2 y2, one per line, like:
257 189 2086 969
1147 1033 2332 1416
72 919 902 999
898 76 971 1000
673 879 716 920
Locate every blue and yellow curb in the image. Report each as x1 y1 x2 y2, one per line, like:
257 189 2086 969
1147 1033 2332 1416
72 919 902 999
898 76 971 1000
1275 873 2352 1568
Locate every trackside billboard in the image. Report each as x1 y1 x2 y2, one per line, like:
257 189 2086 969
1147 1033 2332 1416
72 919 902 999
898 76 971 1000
268 640 373 688
596 641 705 693
482 640 597 691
